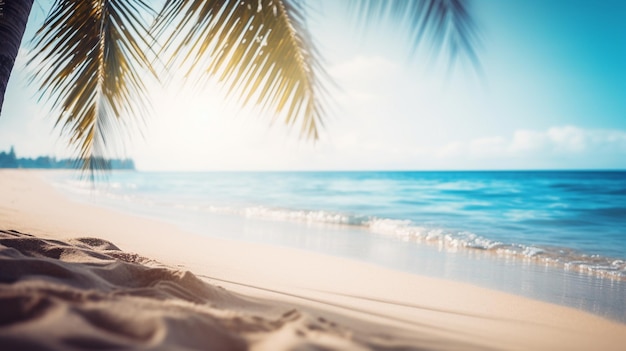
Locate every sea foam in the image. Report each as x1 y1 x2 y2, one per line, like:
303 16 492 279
49 171 626 281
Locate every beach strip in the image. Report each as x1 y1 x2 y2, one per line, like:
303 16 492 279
1 169 625 351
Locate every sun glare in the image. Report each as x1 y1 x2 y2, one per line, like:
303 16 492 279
132 78 307 171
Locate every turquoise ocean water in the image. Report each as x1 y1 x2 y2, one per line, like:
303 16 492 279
48 171 626 322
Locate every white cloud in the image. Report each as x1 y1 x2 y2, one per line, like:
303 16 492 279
547 125 587 152
469 136 507 158
509 129 547 152
546 126 626 154
433 125 626 166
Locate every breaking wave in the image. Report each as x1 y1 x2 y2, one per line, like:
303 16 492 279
49 173 626 281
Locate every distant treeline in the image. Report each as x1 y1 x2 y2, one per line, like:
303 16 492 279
0 147 135 170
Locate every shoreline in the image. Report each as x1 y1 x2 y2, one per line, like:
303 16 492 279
1 169 625 350
46 169 626 283
45 170 626 323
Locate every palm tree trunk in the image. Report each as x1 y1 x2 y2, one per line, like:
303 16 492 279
0 0 35 115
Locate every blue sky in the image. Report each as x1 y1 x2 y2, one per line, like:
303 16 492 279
0 0 624 170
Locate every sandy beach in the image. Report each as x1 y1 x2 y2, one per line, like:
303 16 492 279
1 169 625 350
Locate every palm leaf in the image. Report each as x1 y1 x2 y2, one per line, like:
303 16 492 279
28 0 157 173
348 0 481 67
154 0 329 140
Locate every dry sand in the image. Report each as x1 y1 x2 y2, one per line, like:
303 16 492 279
0 169 624 350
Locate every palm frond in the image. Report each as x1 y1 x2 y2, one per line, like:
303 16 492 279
348 0 480 67
28 0 157 173
154 0 329 140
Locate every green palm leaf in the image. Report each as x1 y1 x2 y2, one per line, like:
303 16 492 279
349 0 481 66
154 0 330 140
26 0 479 173
28 0 157 172
155 0 479 142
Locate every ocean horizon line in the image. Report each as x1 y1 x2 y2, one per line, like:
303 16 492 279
125 168 626 173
